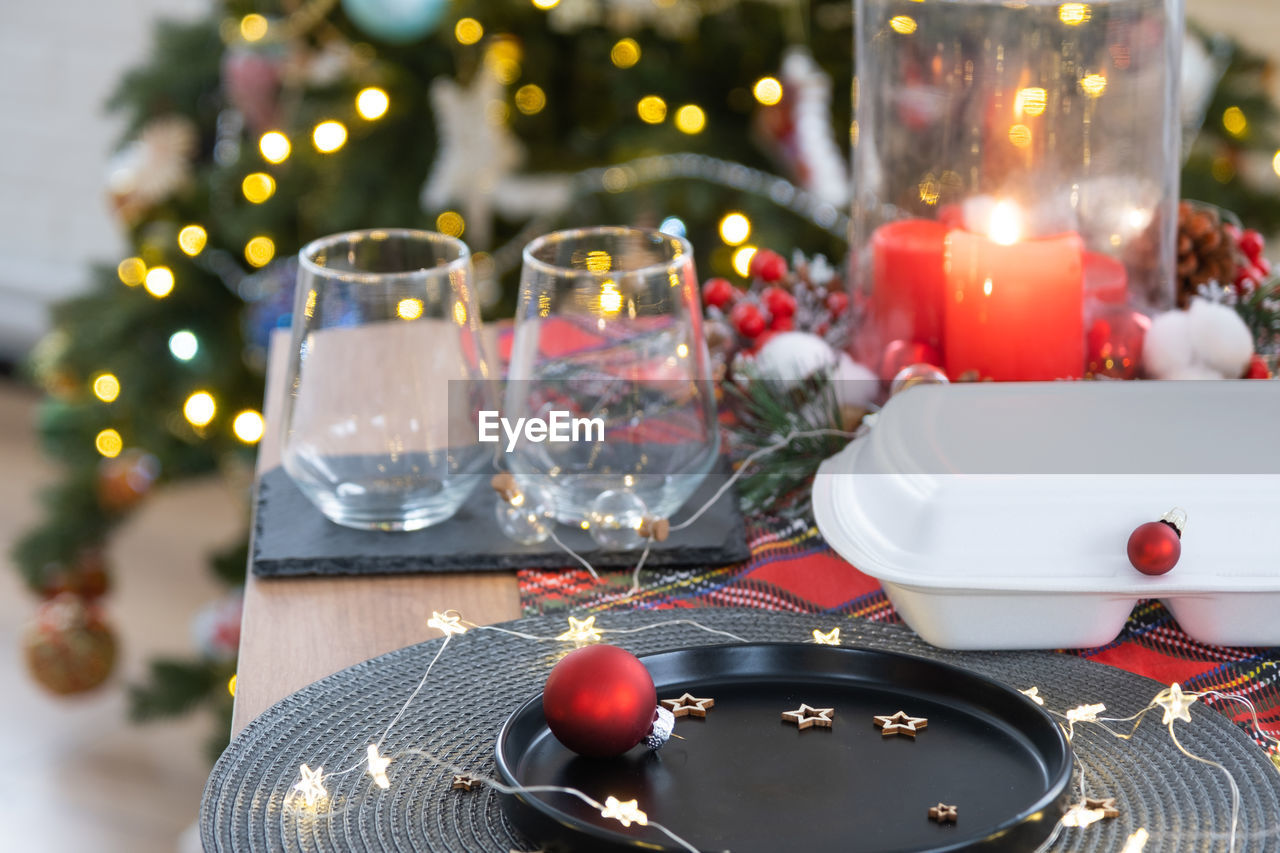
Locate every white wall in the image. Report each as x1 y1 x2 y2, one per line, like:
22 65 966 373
0 0 207 358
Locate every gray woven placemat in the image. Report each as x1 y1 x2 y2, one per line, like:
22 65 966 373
201 610 1280 852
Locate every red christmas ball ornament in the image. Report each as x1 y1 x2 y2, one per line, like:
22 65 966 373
730 301 767 339
880 339 943 383
542 644 673 758
23 594 117 695
749 249 788 283
701 277 738 310
1127 508 1186 576
762 286 796 320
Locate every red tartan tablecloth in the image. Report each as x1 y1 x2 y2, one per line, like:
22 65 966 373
518 513 1280 762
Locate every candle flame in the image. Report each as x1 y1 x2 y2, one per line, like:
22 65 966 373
988 200 1022 246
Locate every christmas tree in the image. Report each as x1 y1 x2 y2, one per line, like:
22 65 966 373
14 0 1280 756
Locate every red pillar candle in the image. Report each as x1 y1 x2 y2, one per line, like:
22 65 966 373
943 204 1084 381
870 219 948 358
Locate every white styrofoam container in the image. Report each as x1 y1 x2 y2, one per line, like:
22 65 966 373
812 380 1280 650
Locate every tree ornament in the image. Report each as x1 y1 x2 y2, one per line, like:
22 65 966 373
105 116 197 223
701 277 738 310
1127 508 1187 576
492 474 557 546
340 0 448 44
730 301 766 339
221 47 282 133
97 448 161 513
22 594 117 695
542 645 673 757
889 363 949 397
587 490 649 551
191 590 244 661
39 549 110 600
749 249 788 284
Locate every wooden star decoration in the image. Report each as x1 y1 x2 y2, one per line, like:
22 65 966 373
1061 803 1106 828
293 763 327 807
1084 796 1120 819
600 796 648 827
1153 683 1196 725
557 615 603 645
428 610 468 637
811 627 841 645
660 693 715 718
365 744 391 790
874 710 929 738
452 774 483 792
928 803 958 823
781 703 835 730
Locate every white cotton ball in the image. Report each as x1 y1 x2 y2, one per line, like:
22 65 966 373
754 332 837 386
833 354 878 408
1187 298 1254 379
1142 308 1195 379
1164 363 1225 381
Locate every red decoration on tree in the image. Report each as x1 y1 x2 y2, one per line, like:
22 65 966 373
23 594 117 695
1127 509 1186 576
702 277 738 310
749 249 788 283
730 301 767 339
542 644 668 758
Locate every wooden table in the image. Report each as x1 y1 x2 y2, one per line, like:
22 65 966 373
231 332 522 735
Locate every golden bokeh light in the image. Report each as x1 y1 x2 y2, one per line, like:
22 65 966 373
611 38 640 69
599 281 623 315
117 257 146 286
731 246 758 277
144 266 175 298
637 95 667 124
95 428 123 458
719 213 751 246
92 373 120 403
1008 123 1033 148
1272 149 1280 179
259 131 291 163
1080 74 1107 98
312 120 348 153
453 300 467 326
532 0 560 8
178 224 208 256
1015 87 1047 117
245 236 275 268
753 77 783 106
436 210 465 237
396 297 425 320
918 175 941 206
228 674 238 697
486 38 522 85
356 87 390 120
1058 3 1090 25
674 104 706 134
585 251 612 272
889 15 917 34
514 84 547 115
1223 106 1247 138
183 391 217 428
233 410 265 444
242 172 276 203
240 13 269 42
455 17 483 45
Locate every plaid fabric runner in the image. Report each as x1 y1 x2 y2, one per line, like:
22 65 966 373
518 514 1280 763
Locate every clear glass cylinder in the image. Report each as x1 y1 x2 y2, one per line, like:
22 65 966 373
852 0 1182 382
280 229 492 531
505 227 720 524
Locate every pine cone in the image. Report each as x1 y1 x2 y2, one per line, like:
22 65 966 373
1176 201 1237 307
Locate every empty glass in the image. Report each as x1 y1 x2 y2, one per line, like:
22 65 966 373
505 226 720 524
280 229 492 531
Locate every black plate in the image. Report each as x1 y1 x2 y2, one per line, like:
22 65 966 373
496 643 1073 853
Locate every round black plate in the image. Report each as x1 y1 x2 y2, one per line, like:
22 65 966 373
496 643 1073 852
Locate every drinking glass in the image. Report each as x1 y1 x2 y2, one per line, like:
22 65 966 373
505 226 719 524
280 229 492 531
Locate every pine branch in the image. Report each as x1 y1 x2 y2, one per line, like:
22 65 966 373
127 658 226 722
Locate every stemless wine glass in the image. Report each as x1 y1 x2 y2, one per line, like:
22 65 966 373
505 226 720 524
280 229 492 531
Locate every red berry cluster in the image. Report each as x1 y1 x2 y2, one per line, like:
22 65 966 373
1226 224 1272 293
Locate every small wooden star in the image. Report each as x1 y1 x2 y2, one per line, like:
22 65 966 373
781 703 834 730
1084 796 1120 819
874 710 928 737
928 803 958 823
660 693 715 718
428 610 468 637
811 627 841 645
1153 683 1196 725
451 774 483 791
293 764 327 807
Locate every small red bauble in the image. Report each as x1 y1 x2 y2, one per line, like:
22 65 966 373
1238 229 1265 261
542 644 660 758
770 314 795 332
879 339 942 383
701 277 737 310
1246 354 1272 379
762 286 796 320
749 249 788 283
730 301 767 338
1127 510 1186 576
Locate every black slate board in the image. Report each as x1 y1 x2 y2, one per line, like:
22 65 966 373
252 458 749 577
